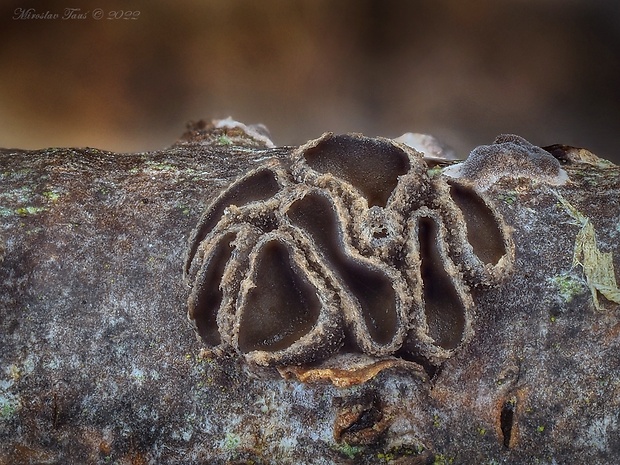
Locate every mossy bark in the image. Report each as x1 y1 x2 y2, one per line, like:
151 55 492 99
1 124 619 464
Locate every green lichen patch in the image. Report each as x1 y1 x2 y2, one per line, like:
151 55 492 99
498 191 518 205
177 204 191 216
427 166 444 178
7 364 20 381
42 190 61 202
218 135 233 146
145 161 178 172
556 194 620 310
0 393 20 421
377 444 427 462
129 368 146 384
333 442 364 460
15 206 47 216
222 432 242 450
433 453 455 465
551 274 586 303
1 168 32 180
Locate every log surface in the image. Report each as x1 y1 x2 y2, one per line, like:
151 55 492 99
1 125 619 464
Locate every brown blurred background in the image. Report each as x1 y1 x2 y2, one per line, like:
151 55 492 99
0 0 619 161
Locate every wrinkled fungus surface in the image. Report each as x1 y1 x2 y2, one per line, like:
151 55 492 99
185 133 518 368
443 134 569 190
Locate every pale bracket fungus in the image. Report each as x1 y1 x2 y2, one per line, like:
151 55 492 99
183 132 539 375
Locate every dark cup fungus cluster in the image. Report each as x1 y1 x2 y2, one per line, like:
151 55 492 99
184 133 517 371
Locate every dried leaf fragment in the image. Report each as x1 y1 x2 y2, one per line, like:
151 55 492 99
573 221 620 309
557 194 620 310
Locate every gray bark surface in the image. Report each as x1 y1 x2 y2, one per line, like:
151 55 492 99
1 123 619 464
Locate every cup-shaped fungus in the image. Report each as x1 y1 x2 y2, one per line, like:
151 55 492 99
185 133 526 378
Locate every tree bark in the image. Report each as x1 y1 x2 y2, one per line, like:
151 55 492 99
1 121 619 464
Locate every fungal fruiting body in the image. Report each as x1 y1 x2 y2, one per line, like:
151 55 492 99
442 134 569 190
185 133 522 370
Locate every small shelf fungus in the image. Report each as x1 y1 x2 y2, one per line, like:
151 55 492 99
443 134 569 191
184 133 517 376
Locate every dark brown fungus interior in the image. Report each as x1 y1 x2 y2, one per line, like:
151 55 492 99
186 168 280 272
287 192 398 345
238 241 321 353
418 217 465 350
448 183 505 265
303 135 410 207
191 232 237 345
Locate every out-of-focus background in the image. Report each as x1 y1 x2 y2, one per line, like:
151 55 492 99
0 0 618 161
